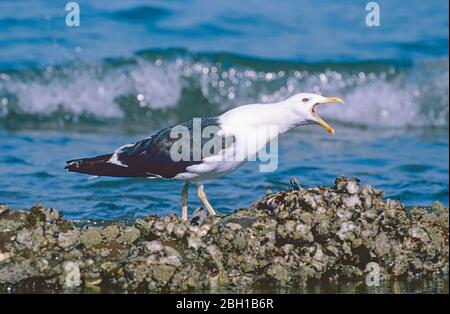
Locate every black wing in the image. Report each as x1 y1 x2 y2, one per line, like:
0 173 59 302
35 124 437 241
66 117 233 179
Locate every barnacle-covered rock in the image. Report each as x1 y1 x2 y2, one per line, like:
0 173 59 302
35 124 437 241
0 177 448 293
58 229 80 249
80 229 102 248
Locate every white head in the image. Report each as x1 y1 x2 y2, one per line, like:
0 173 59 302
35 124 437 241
284 92 345 135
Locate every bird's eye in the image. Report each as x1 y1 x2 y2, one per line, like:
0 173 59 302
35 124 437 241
302 98 309 102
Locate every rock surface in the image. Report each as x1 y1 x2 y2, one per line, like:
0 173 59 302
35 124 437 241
0 177 448 292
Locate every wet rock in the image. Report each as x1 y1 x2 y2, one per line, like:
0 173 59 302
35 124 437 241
408 227 430 243
335 177 359 194
343 195 361 209
267 259 291 284
80 229 102 248
187 235 204 251
0 251 12 263
160 250 182 268
118 227 140 244
145 240 163 254
431 201 447 216
0 177 448 293
27 205 46 227
151 264 177 286
101 225 120 241
84 272 102 287
337 221 356 241
346 180 360 195
16 228 46 249
173 224 187 238
0 205 9 216
44 208 60 222
58 229 80 249
374 233 390 257
293 223 313 241
101 261 118 273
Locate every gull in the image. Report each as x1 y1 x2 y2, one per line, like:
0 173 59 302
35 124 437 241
65 93 344 221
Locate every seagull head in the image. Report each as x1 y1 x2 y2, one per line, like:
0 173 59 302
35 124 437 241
287 93 345 135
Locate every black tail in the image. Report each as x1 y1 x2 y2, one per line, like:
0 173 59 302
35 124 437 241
65 153 136 177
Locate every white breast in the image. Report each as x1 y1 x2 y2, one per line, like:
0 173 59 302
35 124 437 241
173 143 245 181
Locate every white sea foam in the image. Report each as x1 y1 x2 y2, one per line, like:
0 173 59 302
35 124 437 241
0 58 182 119
0 56 447 129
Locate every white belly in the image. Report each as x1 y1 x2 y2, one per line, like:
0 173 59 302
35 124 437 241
172 141 247 182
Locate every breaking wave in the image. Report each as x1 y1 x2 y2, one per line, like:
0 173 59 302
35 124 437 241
0 49 448 130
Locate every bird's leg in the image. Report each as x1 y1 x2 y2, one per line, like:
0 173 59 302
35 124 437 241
196 184 216 216
181 181 190 221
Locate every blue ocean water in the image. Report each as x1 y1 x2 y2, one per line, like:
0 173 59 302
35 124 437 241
0 0 448 220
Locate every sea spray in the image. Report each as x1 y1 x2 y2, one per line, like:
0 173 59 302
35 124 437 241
0 51 448 130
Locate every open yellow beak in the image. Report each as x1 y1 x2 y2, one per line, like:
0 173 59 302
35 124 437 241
310 97 345 136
